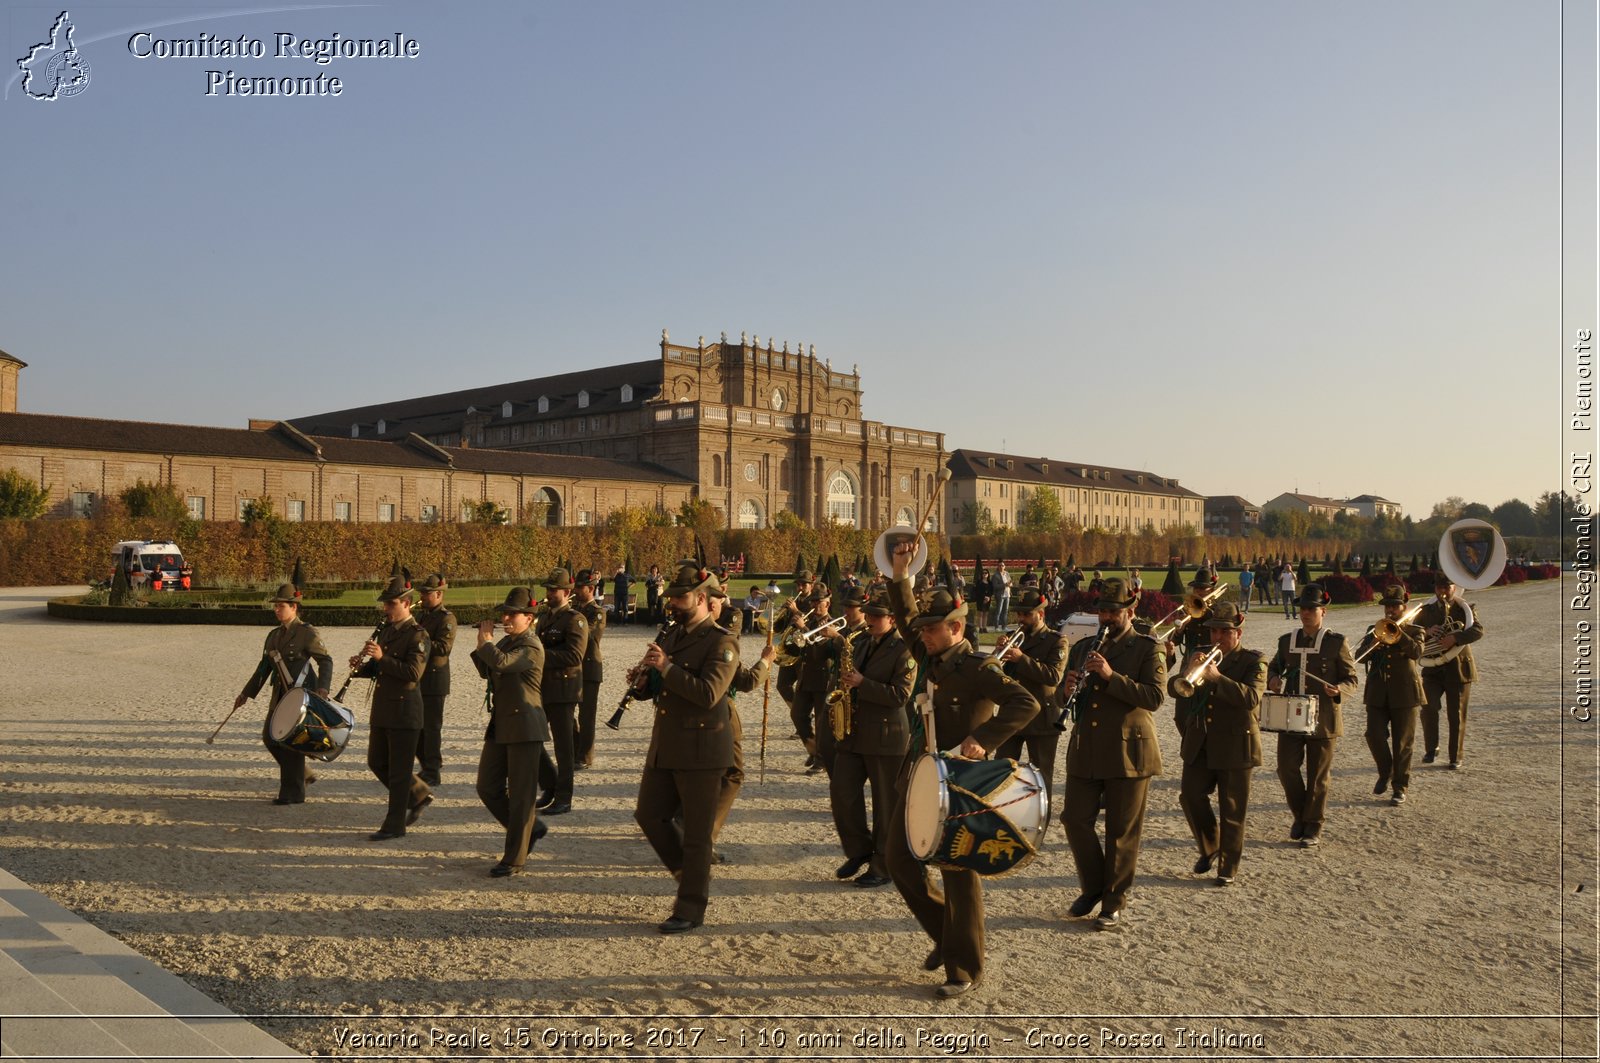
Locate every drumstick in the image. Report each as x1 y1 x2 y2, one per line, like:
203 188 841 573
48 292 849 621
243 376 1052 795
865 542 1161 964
205 699 246 744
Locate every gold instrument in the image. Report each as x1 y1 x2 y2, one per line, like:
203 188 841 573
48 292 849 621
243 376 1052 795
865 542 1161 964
1173 645 1223 698
1353 602 1426 665
772 607 815 666
827 627 869 741
1151 583 1232 642
872 467 953 578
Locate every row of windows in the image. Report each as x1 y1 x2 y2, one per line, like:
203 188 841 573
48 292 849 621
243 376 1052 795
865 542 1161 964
979 481 1199 512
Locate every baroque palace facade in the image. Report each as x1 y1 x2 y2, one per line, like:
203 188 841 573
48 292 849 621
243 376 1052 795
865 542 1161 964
291 331 949 531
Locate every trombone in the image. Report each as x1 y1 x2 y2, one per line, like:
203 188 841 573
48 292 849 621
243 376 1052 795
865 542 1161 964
773 608 819 666
1151 583 1232 643
1172 645 1223 698
1353 602 1426 665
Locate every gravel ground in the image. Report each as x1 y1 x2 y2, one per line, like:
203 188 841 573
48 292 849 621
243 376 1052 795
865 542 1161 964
0 580 1593 1060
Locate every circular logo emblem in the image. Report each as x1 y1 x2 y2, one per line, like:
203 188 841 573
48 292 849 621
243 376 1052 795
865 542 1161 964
46 50 90 97
744 462 758 482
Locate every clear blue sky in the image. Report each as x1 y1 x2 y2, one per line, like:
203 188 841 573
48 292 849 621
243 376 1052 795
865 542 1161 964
0 1 1563 517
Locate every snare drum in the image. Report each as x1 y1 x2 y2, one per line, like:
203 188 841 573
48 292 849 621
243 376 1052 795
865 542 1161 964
905 754 1049 876
1260 693 1319 735
268 688 356 762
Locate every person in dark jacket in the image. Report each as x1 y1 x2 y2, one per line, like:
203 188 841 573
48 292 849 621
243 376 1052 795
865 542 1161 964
472 587 548 876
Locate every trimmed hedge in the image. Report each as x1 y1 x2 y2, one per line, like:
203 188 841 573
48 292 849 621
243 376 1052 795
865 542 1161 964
47 596 508 626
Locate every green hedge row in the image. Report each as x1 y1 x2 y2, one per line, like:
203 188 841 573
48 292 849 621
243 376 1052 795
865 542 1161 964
47 596 511 626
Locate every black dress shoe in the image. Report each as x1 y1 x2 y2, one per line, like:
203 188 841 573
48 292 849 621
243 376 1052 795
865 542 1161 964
658 915 702 935
272 797 303 806
489 863 519 877
542 800 572 816
935 979 976 999
836 854 871 880
1094 909 1123 931
1215 874 1234 887
536 790 556 809
1422 751 1437 764
710 848 728 865
1193 852 1215 875
922 946 943 971
1067 894 1098 919
304 772 318 785
531 819 549 845
1373 775 1390 795
406 794 432 826
1299 833 1321 849
1289 820 1305 840
369 829 403 841
854 872 890 888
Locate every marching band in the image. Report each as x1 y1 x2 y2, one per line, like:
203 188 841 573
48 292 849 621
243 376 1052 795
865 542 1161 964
229 523 1496 998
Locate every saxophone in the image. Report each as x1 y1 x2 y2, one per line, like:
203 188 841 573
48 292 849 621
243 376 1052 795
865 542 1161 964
827 627 868 741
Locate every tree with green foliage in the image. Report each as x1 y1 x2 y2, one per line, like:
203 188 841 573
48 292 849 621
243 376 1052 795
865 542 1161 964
120 479 188 521
240 496 278 525
109 561 132 606
291 557 307 589
1161 558 1184 596
0 468 51 519
793 552 808 580
1298 558 1311 584
1015 486 1063 534
953 501 996 535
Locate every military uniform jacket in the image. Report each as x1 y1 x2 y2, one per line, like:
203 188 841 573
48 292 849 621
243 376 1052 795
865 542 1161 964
471 630 549 744
843 628 915 757
1358 624 1426 709
355 616 430 729
1267 628 1358 739
730 653 770 695
242 617 332 703
1172 647 1265 769
1414 597 1483 685
888 578 1039 756
415 604 457 696
1064 625 1166 779
644 614 739 771
1003 623 1067 737
536 603 588 703
577 598 606 682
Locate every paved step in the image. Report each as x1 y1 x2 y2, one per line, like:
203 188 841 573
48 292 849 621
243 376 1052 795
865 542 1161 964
0 868 304 1061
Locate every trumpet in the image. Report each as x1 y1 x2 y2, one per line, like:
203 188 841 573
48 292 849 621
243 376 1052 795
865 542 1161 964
1151 583 1233 642
987 626 1026 664
607 619 676 729
1353 602 1426 665
1173 645 1223 698
796 615 847 646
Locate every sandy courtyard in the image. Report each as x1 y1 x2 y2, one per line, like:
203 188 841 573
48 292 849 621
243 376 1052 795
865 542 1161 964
0 580 1594 1060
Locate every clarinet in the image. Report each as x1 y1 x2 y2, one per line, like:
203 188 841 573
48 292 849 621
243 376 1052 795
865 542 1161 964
605 619 675 729
1052 625 1107 731
334 620 387 702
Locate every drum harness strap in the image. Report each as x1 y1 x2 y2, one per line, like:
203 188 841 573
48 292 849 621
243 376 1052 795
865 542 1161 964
1287 628 1328 697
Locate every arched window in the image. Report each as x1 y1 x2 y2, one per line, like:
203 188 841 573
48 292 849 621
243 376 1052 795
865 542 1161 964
530 487 561 527
578 390 590 408
712 455 723 487
537 395 549 414
502 400 513 418
376 419 386 435
620 384 633 402
826 470 858 527
738 499 764 529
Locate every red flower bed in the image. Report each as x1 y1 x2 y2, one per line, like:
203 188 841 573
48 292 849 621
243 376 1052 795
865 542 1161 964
1317 574 1374 605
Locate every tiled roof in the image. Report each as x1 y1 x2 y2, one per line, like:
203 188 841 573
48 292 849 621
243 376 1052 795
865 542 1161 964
947 449 1201 498
287 359 663 439
0 412 692 484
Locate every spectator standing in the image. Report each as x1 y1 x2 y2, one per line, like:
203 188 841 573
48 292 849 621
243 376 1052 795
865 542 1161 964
992 563 1013 630
1237 566 1254 613
612 566 634 626
645 564 665 624
1279 563 1297 619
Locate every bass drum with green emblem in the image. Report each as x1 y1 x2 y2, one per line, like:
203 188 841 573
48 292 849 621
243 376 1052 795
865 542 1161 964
905 753 1048 876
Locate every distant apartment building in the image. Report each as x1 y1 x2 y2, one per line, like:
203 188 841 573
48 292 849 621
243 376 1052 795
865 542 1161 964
1204 496 1262 537
1345 494 1403 520
944 449 1204 534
